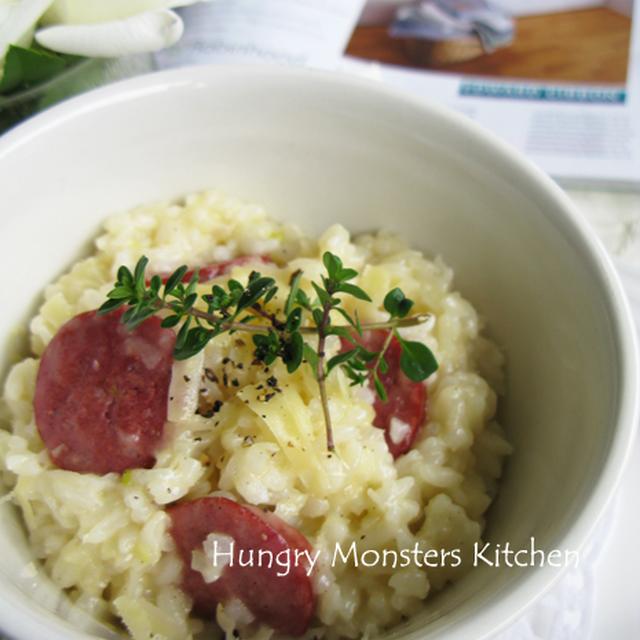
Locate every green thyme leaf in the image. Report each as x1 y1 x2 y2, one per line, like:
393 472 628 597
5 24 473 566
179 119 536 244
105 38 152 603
98 298 127 315
285 307 303 333
311 281 332 307
295 288 312 310
373 370 387 402
237 276 276 312
160 315 181 329
174 327 214 360
303 344 319 375
384 288 414 318
184 292 198 311
309 308 322 327
164 266 188 296
185 271 200 298
285 270 303 315
107 286 133 300
283 332 304 373
253 331 280 365
149 275 162 296
332 307 358 333
133 256 149 286
117 265 134 286
397 335 438 382
322 252 343 281
327 350 357 374
175 317 192 350
264 287 278 304
337 267 358 282
101 249 437 453
336 283 372 302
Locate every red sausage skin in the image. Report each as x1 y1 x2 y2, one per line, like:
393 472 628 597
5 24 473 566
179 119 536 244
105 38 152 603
168 497 315 636
341 330 427 457
34 309 175 474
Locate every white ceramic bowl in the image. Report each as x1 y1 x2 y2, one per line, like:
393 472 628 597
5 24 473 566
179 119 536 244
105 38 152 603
0 65 637 640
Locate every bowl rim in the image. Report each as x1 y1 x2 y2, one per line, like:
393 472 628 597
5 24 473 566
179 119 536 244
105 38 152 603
0 62 638 640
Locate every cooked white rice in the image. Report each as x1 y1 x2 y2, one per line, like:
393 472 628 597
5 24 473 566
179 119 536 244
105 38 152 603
0 190 511 640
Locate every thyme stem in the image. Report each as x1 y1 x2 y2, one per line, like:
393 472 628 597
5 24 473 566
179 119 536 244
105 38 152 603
102 254 439 453
369 328 395 386
316 301 335 452
158 300 430 336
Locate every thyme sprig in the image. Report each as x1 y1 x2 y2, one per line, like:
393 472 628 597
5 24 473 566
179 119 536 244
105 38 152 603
99 252 438 451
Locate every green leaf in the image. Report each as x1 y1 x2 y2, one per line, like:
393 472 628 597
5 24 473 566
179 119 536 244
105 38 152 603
164 266 188 296
373 370 387 402
174 327 214 360
175 317 192 350
334 307 359 332
0 45 71 95
337 267 358 282
123 305 157 330
354 309 363 336
312 308 324 327
149 275 162 296
264 286 278 304
117 265 134 286
283 332 304 373
347 357 368 371
285 270 303 316
355 345 377 362
184 292 198 310
205 284 232 312
185 271 200 298
398 338 438 382
160 315 181 329
252 331 280 365
384 288 414 318
303 344 319 375
285 307 302 333
237 277 276 312
327 350 357 374
336 283 372 302
121 306 137 325
322 252 343 281
133 256 149 285
106 286 133 300
311 281 332 307
379 355 389 375
98 298 127 315
343 366 367 386
295 288 312 310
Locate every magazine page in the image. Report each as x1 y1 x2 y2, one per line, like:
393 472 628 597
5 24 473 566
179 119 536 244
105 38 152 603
343 0 640 187
156 0 367 67
156 0 639 186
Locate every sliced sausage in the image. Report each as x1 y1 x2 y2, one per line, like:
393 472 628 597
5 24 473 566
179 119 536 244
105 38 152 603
168 497 315 636
34 309 175 474
341 330 427 457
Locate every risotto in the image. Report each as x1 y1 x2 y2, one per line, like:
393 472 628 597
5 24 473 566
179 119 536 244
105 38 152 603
0 190 511 640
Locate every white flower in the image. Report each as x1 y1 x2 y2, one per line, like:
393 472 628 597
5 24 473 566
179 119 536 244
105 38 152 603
0 0 54 59
35 10 184 57
41 0 203 25
0 0 208 61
